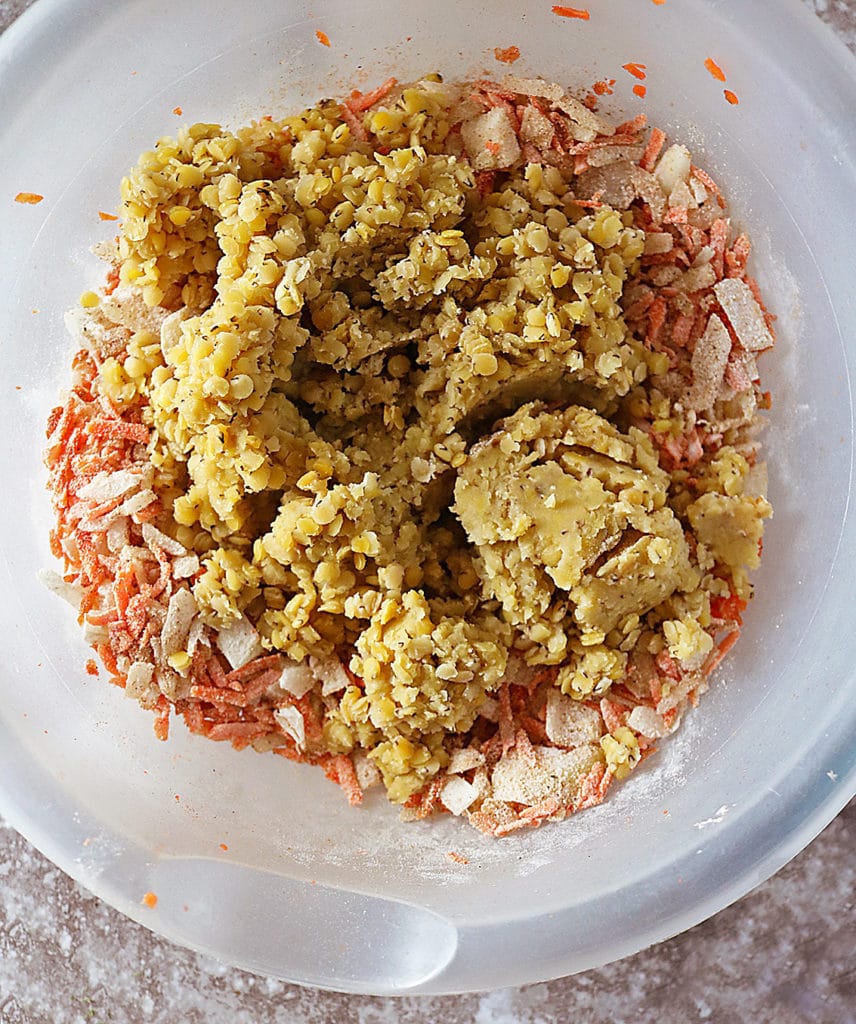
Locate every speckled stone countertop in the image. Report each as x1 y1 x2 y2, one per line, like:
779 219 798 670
2 2 856 1021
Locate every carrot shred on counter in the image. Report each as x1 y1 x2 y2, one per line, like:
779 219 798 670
551 6 590 19
98 211 119 221
172 106 183 116
704 57 727 82
141 892 158 908
633 84 647 98
15 192 44 205
315 29 331 47
494 45 521 64
723 89 739 106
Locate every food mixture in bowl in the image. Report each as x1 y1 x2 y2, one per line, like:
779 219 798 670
43 73 773 835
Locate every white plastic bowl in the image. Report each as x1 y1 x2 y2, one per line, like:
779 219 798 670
1 0 855 995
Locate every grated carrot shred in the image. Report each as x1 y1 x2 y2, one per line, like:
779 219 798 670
640 127 666 171
15 192 44 205
622 62 647 81
346 77 397 113
315 29 331 47
592 78 616 96
153 695 170 741
704 57 726 82
551 5 590 19
494 45 521 64
723 89 739 106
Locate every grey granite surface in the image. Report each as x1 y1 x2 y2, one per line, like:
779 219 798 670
2 1 855 1021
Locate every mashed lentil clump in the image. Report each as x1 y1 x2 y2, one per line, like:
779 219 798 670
45 74 774 834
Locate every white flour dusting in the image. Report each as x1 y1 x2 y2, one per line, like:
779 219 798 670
693 805 732 830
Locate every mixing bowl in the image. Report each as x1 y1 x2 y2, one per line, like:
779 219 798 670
1 0 854 994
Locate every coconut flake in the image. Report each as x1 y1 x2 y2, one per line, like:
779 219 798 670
119 545 155 565
278 662 316 699
668 179 695 211
38 568 82 608
492 744 599 806
654 144 692 194
157 665 189 701
518 105 554 150
160 588 197 657
441 776 480 816
100 285 166 336
714 278 775 351
275 705 306 751
586 144 645 168
76 508 125 533
121 490 157 517
692 244 715 268
644 232 674 255
545 690 603 748
125 662 156 701
142 522 186 557
353 752 382 790
447 748 486 774
686 314 733 411
678 262 717 294
83 622 109 644
309 655 351 696
160 307 192 360
555 93 616 139
689 176 709 205
461 108 521 170
502 75 564 103
630 166 668 222
172 554 199 580
106 517 130 553
627 705 670 738
76 469 141 502
216 615 264 669
186 617 209 657
576 162 666 221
